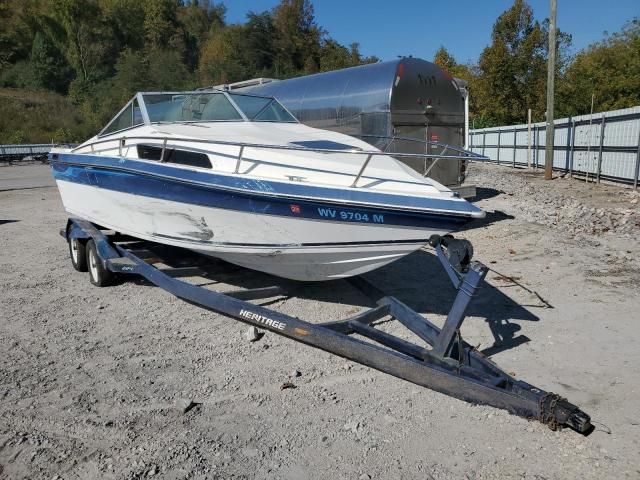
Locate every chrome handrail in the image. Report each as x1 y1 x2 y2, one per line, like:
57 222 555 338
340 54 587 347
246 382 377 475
351 153 374 187
354 134 471 157
70 134 488 188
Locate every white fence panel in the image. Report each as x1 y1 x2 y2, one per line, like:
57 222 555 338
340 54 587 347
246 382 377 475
469 106 640 188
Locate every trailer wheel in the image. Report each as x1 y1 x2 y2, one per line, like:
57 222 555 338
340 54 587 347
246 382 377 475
87 239 114 287
68 237 88 272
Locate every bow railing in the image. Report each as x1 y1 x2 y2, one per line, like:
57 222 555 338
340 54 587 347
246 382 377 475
70 135 488 188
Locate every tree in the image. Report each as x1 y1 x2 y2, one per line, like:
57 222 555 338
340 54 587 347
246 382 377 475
177 0 226 71
244 12 277 75
0 0 389 143
99 0 146 53
29 32 72 93
433 46 457 71
557 18 640 116
433 46 473 79
319 39 351 71
147 48 192 90
318 40 377 72
0 0 50 70
474 0 544 125
143 0 179 50
45 0 115 102
272 0 323 76
471 0 570 126
198 25 251 85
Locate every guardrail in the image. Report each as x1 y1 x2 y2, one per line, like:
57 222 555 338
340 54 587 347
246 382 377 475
469 106 640 189
1 143 80 165
0 144 54 165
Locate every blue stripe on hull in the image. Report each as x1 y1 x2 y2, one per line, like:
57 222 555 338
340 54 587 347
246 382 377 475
51 160 469 231
51 153 483 215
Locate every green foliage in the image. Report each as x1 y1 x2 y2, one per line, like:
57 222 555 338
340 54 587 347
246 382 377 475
0 61 36 90
473 0 550 125
143 0 180 50
0 0 36 69
557 18 640 116
319 39 352 72
433 46 457 71
244 12 278 75
0 0 636 142
199 25 253 85
177 1 225 71
0 88 92 143
6 129 27 144
46 0 114 90
29 32 72 92
197 0 376 84
433 46 474 80
444 0 580 128
272 0 323 75
100 0 146 52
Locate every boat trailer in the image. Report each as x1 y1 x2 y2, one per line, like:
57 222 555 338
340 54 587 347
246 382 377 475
63 217 592 434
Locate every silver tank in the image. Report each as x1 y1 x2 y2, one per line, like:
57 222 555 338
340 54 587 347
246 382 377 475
233 58 467 187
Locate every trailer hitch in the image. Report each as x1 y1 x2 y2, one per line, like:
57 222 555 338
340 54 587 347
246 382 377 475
349 234 592 433
539 393 592 432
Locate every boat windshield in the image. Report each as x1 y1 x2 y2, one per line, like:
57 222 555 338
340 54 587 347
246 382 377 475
140 92 296 124
228 93 297 122
98 91 297 135
143 93 243 123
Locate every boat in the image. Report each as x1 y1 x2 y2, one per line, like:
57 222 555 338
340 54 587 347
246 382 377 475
222 58 473 195
50 90 485 281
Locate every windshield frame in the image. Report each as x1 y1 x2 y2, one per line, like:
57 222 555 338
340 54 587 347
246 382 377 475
97 90 298 137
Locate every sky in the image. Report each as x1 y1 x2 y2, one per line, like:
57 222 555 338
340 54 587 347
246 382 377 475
221 0 639 63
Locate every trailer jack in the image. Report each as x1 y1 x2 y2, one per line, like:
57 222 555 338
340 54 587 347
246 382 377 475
63 218 592 434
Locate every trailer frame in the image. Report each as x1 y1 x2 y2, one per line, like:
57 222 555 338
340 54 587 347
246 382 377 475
62 217 592 434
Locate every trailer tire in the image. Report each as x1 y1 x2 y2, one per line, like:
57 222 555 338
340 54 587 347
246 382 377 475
87 239 114 287
68 237 88 272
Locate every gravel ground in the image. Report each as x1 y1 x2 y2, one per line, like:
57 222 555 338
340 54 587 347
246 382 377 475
1 163 639 479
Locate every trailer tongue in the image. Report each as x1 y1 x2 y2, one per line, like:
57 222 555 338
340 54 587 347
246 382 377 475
63 217 592 434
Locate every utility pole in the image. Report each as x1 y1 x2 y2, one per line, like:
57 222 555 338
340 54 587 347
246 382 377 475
544 0 557 180
585 92 595 183
527 108 532 169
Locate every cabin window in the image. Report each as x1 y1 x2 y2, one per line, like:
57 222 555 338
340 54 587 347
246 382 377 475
165 149 211 169
136 145 211 169
101 99 143 136
136 144 163 161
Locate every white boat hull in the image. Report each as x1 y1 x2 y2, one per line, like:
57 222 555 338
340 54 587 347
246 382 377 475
56 181 443 281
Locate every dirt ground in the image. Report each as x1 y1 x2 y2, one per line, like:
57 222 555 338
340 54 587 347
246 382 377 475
1 163 639 479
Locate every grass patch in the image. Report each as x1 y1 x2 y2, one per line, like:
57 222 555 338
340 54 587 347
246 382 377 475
0 88 94 143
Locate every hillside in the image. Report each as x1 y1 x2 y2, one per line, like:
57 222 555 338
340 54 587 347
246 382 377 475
0 88 93 144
